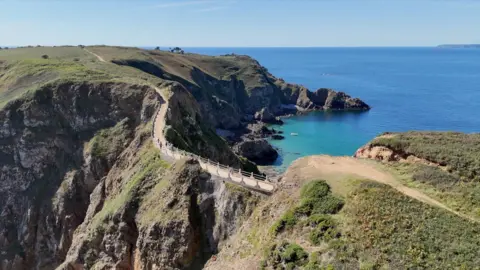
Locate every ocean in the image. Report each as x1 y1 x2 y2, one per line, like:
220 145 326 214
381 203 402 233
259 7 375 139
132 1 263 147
182 47 480 171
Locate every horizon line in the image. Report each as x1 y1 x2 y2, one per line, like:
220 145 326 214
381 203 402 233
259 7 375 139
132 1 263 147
2 45 463 49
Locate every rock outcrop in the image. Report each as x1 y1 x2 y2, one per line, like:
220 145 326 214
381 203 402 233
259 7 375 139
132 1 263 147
0 78 259 269
59 155 260 270
233 140 279 165
0 81 158 269
113 49 370 130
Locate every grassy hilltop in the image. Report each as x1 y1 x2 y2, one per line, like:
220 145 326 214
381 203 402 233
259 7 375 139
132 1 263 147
361 131 480 220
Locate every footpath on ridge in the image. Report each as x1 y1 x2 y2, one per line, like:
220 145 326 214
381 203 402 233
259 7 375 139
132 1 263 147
84 47 277 194
151 87 277 194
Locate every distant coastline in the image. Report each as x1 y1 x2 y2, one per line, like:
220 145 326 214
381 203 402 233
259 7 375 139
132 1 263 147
438 44 480 48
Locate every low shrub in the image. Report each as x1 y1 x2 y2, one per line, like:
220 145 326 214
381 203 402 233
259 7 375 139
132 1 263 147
270 181 344 236
412 164 459 188
270 209 298 235
262 242 309 270
309 217 340 245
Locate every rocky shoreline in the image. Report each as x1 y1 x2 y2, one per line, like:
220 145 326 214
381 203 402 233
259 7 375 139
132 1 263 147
218 96 370 166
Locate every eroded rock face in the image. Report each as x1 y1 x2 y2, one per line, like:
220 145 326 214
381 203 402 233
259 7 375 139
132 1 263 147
116 53 370 132
0 81 159 269
59 157 260 270
233 140 279 165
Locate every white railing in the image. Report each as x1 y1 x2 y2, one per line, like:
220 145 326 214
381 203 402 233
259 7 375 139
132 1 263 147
153 138 276 193
151 106 277 194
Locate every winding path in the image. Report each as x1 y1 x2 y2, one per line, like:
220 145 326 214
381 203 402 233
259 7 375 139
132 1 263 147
151 87 277 194
84 48 106 62
301 155 477 222
83 47 276 193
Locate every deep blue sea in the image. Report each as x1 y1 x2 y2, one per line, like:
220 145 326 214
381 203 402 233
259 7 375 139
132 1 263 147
179 47 480 170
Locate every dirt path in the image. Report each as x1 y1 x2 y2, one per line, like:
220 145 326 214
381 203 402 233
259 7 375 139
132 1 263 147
153 87 168 146
84 48 106 62
286 155 475 222
82 48 168 143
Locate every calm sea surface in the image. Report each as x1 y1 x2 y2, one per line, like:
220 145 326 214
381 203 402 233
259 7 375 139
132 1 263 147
179 47 480 171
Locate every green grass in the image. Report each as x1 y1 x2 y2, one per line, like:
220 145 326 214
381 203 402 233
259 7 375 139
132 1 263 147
261 242 309 270
0 46 92 61
90 143 169 230
137 159 194 227
264 178 480 269
270 181 344 236
307 215 339 245
386 162 480 220
371 132 480 181
88 118 133 159
0 46 167 108
333 181 480 269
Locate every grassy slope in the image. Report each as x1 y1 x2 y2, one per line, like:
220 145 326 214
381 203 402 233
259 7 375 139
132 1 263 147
371 132 480 180
0 45 280 110
88 46 271 93
89 139 170 231
252 178 480 269
334 180 480 269
370 132 480 220
0 46 165 108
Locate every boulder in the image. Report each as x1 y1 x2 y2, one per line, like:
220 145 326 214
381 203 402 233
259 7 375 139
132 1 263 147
254 107 274 122
233 140 279 165
324 91 370 110
254 107 283 124
271 134 285 140
249 123 273 137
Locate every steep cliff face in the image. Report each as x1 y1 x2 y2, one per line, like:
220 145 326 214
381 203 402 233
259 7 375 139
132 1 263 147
0 80 261 270
163 83 250 169
59 152 260 270
0 80 160 269
108 48 370 129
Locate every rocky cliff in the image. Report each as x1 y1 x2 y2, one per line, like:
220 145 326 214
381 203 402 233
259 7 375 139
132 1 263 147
0 46 369 269
0 79 261 269
0 80 159 269
108 47 370 129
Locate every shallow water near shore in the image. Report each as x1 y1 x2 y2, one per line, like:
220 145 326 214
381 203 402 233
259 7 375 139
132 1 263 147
267 110 374 171
182 47 480 171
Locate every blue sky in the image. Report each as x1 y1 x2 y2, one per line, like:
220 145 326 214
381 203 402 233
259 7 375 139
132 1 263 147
1 0 479 47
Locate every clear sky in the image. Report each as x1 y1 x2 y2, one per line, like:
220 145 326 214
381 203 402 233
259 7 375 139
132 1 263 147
1 0 479 47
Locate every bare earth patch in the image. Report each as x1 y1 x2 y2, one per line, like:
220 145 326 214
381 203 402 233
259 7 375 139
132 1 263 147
286 155 474 222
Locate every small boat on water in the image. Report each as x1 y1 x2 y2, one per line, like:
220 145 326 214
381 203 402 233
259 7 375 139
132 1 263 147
291 133 299 136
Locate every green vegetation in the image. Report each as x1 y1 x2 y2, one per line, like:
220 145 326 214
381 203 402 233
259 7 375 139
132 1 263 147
261 242 309 270
371 132 480 220
270 209 298 235
387 162 480 220
371 132 480 181
90 143 169 230
334 181 480 269
261 242 333 270
0 46 166 108
270 181 344 236
137 159 193 226
0 46 91 61
308 215 339 245
411 163 459 186
263 177 480 269
88 118 133 160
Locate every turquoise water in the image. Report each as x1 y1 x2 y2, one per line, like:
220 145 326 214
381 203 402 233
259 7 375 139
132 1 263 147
267 111 372 170
183 47 480 170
